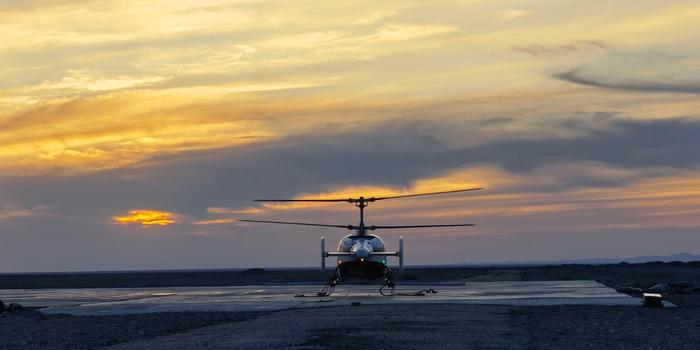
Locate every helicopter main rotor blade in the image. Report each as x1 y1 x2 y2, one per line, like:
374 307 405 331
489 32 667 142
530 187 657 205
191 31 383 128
371 188 483 201
369 224 475 229
254 187 483 203
237 219 353 229
255 199 351 202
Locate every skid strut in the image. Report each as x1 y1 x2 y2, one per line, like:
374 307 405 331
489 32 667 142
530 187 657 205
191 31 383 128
380 265 396 296
316 266 341 297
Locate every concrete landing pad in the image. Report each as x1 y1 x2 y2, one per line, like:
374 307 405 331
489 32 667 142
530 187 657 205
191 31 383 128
0 280 658 315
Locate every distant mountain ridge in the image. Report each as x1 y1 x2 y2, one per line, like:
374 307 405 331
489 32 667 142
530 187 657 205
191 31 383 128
469 252 700 266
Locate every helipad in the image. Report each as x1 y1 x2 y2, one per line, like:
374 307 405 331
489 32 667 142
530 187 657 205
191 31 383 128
0 280 658 315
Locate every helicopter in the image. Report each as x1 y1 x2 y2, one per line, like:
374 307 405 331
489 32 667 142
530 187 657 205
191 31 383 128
239 187 483 295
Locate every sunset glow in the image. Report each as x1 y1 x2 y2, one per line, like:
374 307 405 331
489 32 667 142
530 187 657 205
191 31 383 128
1 0 700 271
113 210 179 227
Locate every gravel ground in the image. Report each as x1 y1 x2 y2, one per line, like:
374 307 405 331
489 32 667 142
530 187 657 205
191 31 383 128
2 299 698 350
2 263 700 349
107 304 528 350
0 309 257 350
522 304 700 350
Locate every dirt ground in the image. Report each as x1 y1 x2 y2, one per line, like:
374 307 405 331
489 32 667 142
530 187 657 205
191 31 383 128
3 301 698 350
1 262 699 349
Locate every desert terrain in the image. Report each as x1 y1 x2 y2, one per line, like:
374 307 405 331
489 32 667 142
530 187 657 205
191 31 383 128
1 262 699 349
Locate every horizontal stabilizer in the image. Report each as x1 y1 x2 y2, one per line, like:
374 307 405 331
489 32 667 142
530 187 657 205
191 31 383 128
325 252 354 256
369 251 400 256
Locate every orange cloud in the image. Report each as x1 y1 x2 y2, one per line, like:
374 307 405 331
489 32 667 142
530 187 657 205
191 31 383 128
206 207 265 215
0 90 278 175
218 165 700 236
112 209 179 227
254 168 495 212
192 218 238 225
0 205 40 221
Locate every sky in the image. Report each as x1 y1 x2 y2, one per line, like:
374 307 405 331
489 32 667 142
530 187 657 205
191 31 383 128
1 0 700 272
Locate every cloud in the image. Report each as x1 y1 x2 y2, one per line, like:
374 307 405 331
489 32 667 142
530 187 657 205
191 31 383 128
31 71 167 93
499 9 531 21
112 209 180 227
431 117 700 182
371 23 458 42
192 218 238 225
6 115 695 219
0 90 281 174
513 40 613 57
207 207 265 215
3 115 700 271
0 204 42 221
0 87 586 176
554 68 700 94
352 10 395 25
197 163 700 251
2 0 700 271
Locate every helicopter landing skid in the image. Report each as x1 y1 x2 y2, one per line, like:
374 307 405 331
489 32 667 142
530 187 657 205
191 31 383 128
296 265 397 298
